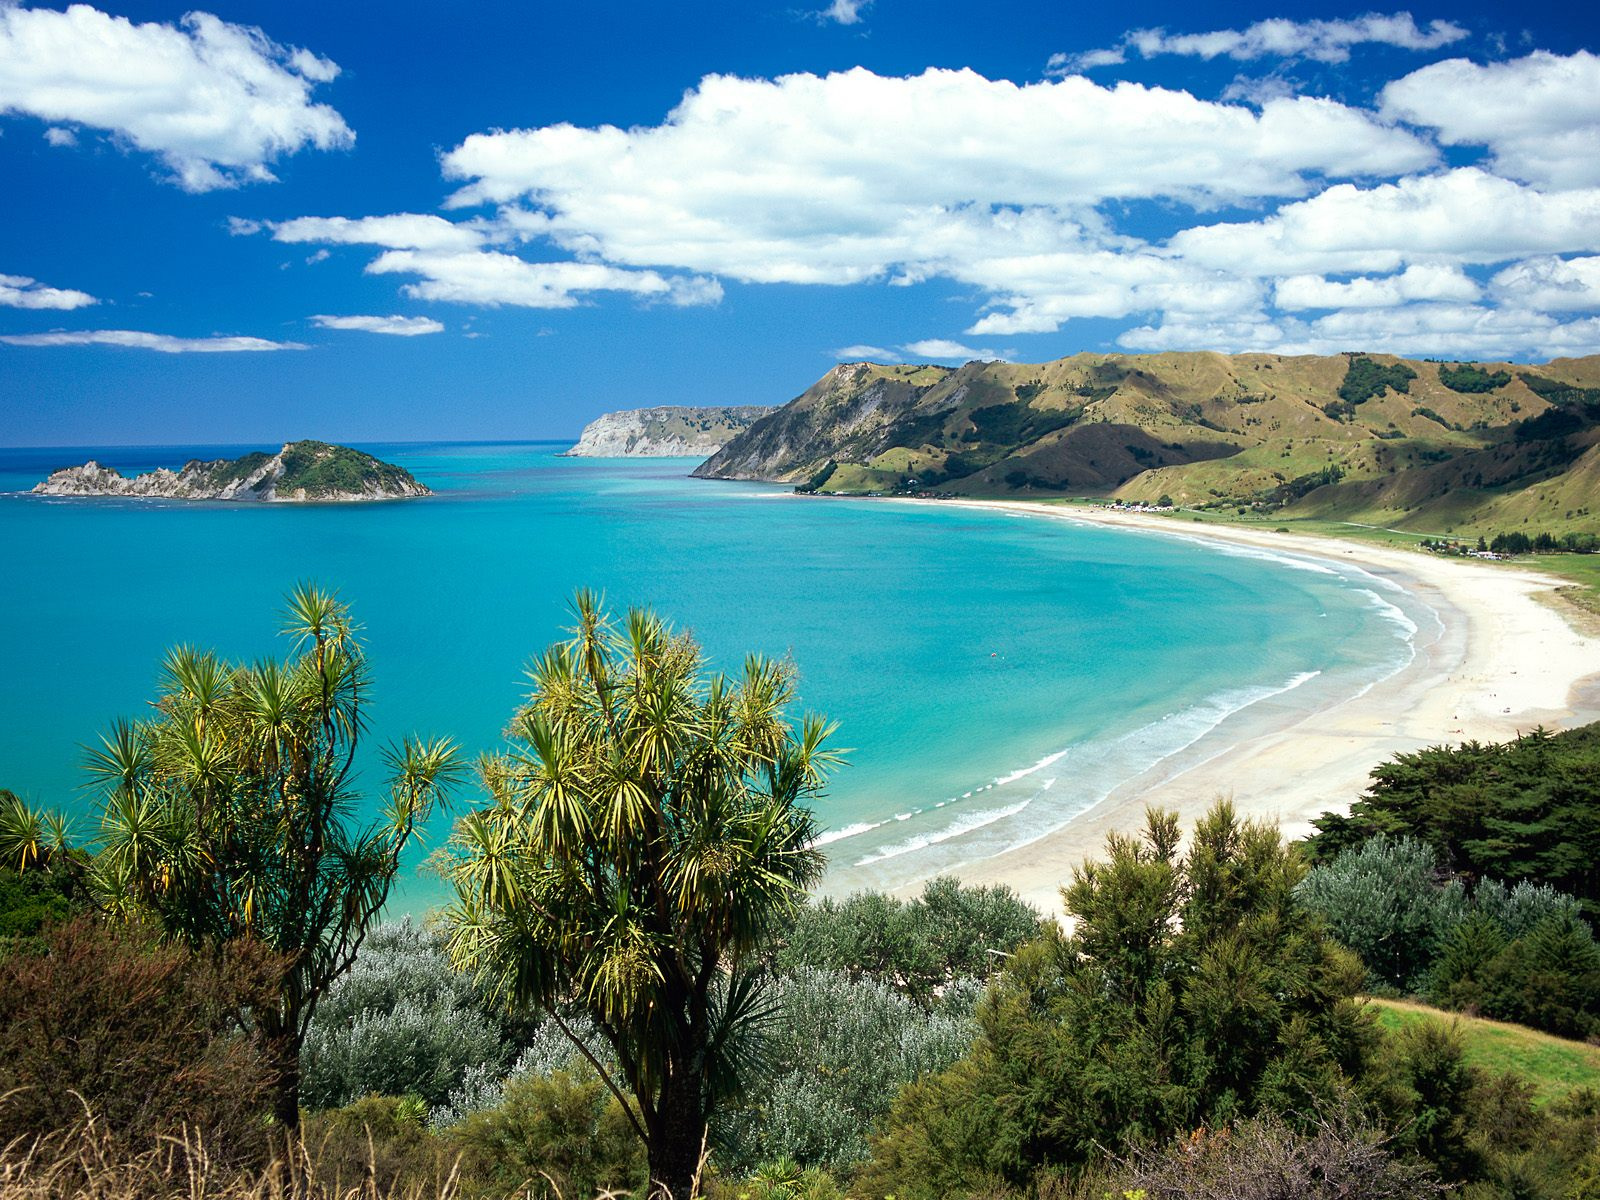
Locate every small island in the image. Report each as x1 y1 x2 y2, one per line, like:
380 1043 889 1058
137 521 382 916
32 440 430 502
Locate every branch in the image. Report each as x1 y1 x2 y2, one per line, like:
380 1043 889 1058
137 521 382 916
548 1008 649 1145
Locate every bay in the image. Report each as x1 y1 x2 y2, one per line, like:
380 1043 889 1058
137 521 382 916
0 442 1418 909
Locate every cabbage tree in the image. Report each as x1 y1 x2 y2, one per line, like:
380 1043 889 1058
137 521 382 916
444 592 834 1198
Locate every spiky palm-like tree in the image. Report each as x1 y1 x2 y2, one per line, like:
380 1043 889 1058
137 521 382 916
444 591 835 1199
85 583 462 1127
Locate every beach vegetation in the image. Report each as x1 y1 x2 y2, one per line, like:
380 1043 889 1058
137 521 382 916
74 583 464 1127
1305 724 1600 917
441 589 836 1200
858 802 1374 1197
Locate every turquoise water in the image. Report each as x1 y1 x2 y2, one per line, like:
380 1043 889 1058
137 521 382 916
0 443 1420 908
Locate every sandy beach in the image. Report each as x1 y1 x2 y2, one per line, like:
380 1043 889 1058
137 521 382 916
924 501 1600 916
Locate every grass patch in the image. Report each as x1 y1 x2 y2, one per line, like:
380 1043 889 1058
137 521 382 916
1367 997 1600 1104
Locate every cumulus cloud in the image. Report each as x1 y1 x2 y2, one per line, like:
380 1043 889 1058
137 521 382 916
0 5 351 190
816 0 869 25
0 329 306 352
42 125 75 147
1170 169 1600 278
1273 263 1481 310
267 214 485 252
1053 12 1467 73
1491 257 1600 312
833 344 901 361
310 314 445 336
366 249 723 309
440 67 1434 289
903 339 1008 362
0 273 97 310
1381 51 1600 188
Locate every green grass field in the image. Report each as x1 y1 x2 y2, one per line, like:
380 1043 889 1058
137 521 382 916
1367 998 1600 1104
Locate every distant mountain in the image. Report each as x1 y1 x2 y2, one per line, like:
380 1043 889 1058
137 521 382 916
566 405 770 457
33 441 430 502
693 352 1600 536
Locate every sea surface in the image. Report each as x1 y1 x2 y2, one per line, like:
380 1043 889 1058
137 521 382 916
0 442 1429 910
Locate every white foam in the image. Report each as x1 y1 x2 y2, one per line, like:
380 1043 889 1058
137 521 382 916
812 820 882 848
854 799 1033 866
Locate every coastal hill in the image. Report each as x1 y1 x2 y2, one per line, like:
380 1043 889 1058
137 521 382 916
33 440 430 502
566 405 770 457
693 352 1600 535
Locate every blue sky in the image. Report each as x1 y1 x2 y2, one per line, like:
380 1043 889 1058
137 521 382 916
2 0 1598 446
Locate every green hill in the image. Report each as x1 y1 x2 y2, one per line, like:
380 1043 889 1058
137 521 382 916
1368 997 1600 1105
693 352 1600 537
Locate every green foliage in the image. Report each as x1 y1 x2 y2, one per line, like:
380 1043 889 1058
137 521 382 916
966 401 1081 445
774 875 1041 1002
1339 356 1417 405
0 917 280 1164
1439 363 1511 393
443 591 835 1199
448 1070 646 1200
80 583 462 1124
0 864 77 943
1305 724 1600 918
1295 836 1468 992
716 967 978 1173
860 804 1373 1197
277 440 424 497
302 920 510 1111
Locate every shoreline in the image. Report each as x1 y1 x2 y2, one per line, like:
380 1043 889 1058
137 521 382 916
890 499 1600 917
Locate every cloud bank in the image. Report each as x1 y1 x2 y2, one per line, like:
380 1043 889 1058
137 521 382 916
0 5 352 190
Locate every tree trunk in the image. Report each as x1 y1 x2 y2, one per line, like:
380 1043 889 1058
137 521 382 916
271 1043 301 1131
647 1075 706 1199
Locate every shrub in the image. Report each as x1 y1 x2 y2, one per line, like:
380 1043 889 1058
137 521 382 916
1339 356 1417 405
0 917 280 1164
1295 836 1468 992
301 921 508 1111
774 876 1040 1002
1438 363 1511 393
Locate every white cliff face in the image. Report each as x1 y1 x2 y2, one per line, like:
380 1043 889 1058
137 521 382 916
32 443 430 502
566 406 770 457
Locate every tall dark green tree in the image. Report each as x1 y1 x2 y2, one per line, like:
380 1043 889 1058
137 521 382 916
444 592 835 1199
84 583 461 1126
863 803 1373 1199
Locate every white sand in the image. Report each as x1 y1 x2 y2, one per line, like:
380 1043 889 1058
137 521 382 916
916 501 1600 916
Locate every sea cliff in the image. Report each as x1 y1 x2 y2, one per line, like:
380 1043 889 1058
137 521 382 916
33 441 429 502
566 405 769 457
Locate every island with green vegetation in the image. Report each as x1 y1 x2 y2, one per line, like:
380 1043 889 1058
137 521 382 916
695 350 1600 544
31 440 430 502
5 590 1600 1200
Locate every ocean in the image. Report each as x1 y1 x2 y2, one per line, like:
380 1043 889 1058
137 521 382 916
0 441 1426 909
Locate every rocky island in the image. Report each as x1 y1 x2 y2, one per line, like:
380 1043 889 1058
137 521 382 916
566 405 770 457
33 440 430 502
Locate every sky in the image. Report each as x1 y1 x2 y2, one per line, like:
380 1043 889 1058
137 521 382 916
2 0 1599 446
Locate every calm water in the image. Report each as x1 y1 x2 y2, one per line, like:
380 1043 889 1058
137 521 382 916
0 442 1422 908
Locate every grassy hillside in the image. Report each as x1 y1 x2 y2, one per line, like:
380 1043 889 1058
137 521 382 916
1368 997 1600 1104
696 351 1600 538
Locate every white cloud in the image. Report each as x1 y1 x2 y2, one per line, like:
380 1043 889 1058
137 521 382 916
1120 304 1600 361
0 329 306 352
42 125 75 147
440 67 1434 292
267 214 486 252
1382 51 1600 188
305 249 331 265
817 0 869 25
903 339 1008 362
1273 263 1480 310
365 249 723 309
0 273 97 310
0 5 352 191
1054 13 1467 73
833 344 900 361
310 314 445 336
1170 169 1600 278
1491 257 1600 312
